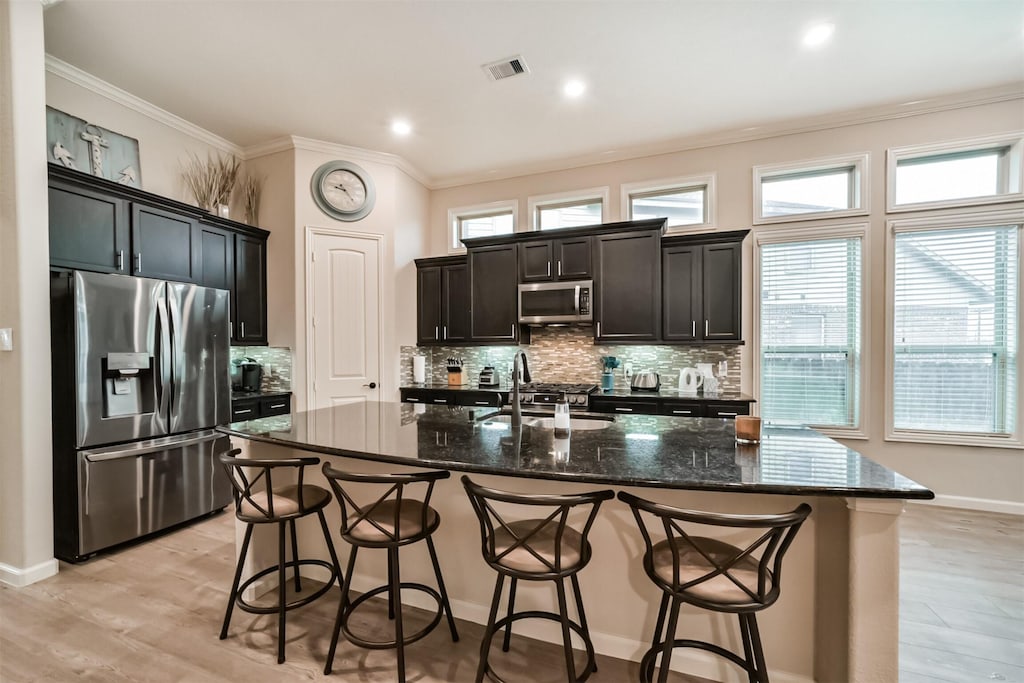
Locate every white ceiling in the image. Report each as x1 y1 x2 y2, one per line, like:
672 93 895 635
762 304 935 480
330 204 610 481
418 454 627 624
42 0 1024 187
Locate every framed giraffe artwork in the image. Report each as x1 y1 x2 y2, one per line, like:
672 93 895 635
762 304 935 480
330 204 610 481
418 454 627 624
45 106 142 188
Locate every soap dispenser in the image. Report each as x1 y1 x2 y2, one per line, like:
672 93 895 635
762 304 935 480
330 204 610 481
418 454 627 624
554 391 571 438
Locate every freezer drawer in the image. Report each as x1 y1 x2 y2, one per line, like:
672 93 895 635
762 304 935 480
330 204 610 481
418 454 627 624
74 430 231 559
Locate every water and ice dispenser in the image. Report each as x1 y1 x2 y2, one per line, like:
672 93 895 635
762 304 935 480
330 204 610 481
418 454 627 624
102 352 156 418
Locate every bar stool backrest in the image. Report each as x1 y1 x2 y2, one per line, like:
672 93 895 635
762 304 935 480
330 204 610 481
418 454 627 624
618 492 811 610
219 449 321 521
462 475 614 578
321 464 449 545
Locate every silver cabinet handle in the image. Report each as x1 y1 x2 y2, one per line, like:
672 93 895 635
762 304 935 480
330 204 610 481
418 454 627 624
705 320 710 337
435 326 439 340
240 321 246 338
672 409 693 415
134 253 142 272
692 321 696 337
117 250 124 271
596 321 601 337
511 323 516 338
547 261 551 277
615 407 634 412
717 411 739 417
558 260 562 276
234 409 253 415
407 398 420 402
268 403 286 409
443 326 447 340
474 400 490 405
432 398 447 404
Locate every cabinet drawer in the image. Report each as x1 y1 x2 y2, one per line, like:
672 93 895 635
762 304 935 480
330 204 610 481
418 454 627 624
230 399 260 421
705 402 750 418
260 395 291 417
590 398 660 415
400 389 454 405
659 401 705 417
454 392 504 407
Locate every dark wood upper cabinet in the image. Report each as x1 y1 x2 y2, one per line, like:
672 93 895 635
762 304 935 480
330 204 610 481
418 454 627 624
131 203 201 282
469 244 521 342
48 179 130 274
198 224 236 337
662 231 747 343
594 230 661 342
518 235 593 282
234 234 267 344
416 256 469 345
662 245 700 342
701 242 742 341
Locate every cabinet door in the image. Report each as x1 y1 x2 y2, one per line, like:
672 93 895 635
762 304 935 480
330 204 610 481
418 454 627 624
555 236 592 279
442 263 470 342
48 180 130 274
198 225 235 336
705 402 749 417
701 243 742 341
594 232 661 342
131 203 201 282
662 245 701 341
519 240 554 282
234 234 267 344
470 244 520 342
417 266 442 344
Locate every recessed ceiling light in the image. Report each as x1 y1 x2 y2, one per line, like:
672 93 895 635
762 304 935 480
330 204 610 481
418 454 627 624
563 79 586 98
802 22 834 48
391 120 412 136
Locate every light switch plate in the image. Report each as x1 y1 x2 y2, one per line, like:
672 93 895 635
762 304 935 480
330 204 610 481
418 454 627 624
0 328 12 351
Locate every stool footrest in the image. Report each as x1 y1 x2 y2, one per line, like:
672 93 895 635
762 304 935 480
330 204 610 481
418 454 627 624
342 582 445 650
482 610 596 683
236 559 338 615
639 638 752 683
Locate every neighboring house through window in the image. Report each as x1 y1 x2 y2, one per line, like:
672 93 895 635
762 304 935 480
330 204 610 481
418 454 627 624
448 200 517 252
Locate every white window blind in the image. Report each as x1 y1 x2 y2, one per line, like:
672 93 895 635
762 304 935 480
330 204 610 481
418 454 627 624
760 237 862 427
893 225 1018 435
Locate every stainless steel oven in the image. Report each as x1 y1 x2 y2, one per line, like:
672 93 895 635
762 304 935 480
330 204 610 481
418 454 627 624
518 279 592 324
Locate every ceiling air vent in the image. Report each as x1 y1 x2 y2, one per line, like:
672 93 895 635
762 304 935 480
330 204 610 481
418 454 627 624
483 56 530 81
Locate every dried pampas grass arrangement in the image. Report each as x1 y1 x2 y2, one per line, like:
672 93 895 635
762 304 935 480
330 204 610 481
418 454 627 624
240 174 264 226
181 152 240 212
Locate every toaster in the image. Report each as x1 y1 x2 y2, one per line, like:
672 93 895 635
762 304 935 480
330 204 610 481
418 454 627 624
630 371 660 391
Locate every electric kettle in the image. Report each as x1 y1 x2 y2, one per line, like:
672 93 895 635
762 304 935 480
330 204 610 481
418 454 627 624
678 367 703 394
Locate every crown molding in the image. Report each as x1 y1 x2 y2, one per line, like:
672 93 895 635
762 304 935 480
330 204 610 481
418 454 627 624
429 83 1024 189
45 54 244 157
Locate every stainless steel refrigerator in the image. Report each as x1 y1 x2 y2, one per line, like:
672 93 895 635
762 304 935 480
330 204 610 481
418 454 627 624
50 270 233 561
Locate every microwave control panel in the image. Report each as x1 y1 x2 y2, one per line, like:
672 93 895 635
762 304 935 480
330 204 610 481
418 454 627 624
580 288 590 314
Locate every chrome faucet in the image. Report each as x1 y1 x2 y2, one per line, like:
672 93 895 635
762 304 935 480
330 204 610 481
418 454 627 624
510 350 531 427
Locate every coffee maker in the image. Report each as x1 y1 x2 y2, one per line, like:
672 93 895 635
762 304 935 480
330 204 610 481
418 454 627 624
230 357 263 392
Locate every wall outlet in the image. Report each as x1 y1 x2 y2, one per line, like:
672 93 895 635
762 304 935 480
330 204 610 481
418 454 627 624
0 328 11 352
624 362 633 379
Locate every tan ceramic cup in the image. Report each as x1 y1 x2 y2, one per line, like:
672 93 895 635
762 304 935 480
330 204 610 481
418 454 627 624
735 415 762 443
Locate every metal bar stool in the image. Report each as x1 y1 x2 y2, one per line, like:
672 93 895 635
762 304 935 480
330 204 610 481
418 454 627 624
461 475 614 683
320 464 459 681
618 492 811 683
218 449 343 664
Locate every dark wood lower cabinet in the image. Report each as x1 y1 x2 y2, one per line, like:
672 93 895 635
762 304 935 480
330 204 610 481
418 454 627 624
591 395 751 417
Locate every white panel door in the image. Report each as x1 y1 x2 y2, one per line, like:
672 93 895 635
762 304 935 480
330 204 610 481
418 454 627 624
308 231 381 411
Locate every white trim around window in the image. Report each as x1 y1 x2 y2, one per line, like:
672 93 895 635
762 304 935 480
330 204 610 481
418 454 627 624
527 186 609 231
620 173 716 233
753 153 870 225
885 208 1023 448
447 199 518 253
752 222 870 439
886 132 1024 213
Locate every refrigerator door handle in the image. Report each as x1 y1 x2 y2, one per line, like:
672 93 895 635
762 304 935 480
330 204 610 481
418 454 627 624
156 295 171 423
82 430 223 462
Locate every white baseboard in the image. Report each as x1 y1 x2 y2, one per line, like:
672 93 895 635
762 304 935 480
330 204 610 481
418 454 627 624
0 557 59 587
345 575 813 683
910 495 1024 516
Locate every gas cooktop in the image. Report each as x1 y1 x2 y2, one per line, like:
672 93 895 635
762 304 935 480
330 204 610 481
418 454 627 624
517 382 599 408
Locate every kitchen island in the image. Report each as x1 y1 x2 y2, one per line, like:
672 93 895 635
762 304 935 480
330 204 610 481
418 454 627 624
220 402 933 682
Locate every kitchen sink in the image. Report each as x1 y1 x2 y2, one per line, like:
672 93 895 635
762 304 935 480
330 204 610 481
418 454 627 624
478 412 613 431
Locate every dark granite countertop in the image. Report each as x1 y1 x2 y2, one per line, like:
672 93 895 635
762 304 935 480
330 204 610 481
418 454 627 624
402 383 509 392
218 401 933 500
231 389 292 400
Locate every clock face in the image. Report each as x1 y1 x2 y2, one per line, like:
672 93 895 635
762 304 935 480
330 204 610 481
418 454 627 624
311 160 376 221
322 169 367 212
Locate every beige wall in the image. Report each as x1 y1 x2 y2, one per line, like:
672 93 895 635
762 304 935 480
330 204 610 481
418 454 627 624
0 0 56 585
429 99 1024 509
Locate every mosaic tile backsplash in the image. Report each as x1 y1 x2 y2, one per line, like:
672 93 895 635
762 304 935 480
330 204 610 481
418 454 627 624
230 346 292 393
400 327 742 392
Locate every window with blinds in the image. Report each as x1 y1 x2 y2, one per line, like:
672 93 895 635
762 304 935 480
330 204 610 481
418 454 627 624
760 237 862 428
892 224 1018 436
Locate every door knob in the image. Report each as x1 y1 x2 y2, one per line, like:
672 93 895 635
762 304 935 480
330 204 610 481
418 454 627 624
363 382 377 389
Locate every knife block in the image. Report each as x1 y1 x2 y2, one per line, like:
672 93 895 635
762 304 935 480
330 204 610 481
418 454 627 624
447 369 465 386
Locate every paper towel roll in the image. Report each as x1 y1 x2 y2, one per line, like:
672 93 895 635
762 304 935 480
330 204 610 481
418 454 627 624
412 355 426 383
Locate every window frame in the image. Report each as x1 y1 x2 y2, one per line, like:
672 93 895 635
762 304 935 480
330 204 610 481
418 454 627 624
448 199 518 253
620 173 716 233
885 208 1023 448
886 132 1024 214
753 153 870 225
752 222 871 439
527 186 609 231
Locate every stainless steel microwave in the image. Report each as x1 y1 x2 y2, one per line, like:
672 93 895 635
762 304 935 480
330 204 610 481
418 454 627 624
518 280 593 324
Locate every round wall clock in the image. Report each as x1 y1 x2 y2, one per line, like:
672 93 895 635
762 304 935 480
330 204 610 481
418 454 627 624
310 160 376 221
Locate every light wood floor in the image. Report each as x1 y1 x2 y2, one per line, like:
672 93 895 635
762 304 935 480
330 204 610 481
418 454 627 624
1 505 1021 682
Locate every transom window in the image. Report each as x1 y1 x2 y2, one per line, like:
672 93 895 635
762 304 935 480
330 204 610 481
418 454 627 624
622 174 715 231
528 187 609 231
888 133 1024 212
889 217 1020 444
757 230 864 434
753 154 869 224
448 201 516 251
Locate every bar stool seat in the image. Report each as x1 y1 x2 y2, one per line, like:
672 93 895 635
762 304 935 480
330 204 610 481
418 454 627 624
462 475 613 683
218 449 343 665
321 464 459 682
618 492 811 683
